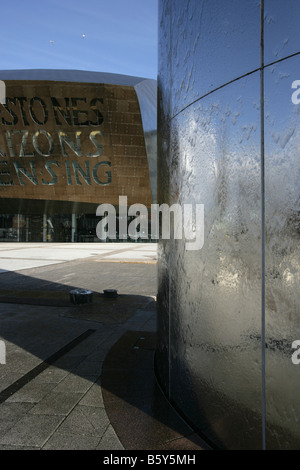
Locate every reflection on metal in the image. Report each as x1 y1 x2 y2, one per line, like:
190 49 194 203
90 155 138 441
157 0 300 450
0 69 150 86
0 81 5 105
33 130 54 157
134 79 157 203
87 131 103 157
59 131 83 157
42 161 59 185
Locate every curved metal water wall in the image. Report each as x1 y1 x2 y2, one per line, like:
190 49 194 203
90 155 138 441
156 0 300 450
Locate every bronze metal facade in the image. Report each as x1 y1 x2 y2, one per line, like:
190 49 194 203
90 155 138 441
0 72 156 242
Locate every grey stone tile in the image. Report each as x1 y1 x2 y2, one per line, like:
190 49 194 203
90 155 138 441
96 333 125 352
31 366 70 384
124 312 156 330
42 432 101 450
0 414 63 447
0 403 34 436
79 380 104 408
29 391 82 416
0 372 27 392
52 373 96 393
96 424 124 450
0 444 39 450
50 355 87 370
69 333 111 353
54 404 109 437
86 349 109 362
13 360 43 376
71 360 103 377
6 382 57 403
60 342 96 358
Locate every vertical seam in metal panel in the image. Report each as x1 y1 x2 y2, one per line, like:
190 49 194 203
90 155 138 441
260 0 266 451
168 0 173 401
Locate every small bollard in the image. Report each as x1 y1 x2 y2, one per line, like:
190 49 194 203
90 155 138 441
70 289 93 305
103 289 118 298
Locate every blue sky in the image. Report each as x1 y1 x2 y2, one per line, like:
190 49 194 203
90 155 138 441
0 0 158 79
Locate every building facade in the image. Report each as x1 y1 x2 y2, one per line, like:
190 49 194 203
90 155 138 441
156 0 300 450
0 70 157 242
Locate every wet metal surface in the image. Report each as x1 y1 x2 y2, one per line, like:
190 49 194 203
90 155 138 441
157 0 300 450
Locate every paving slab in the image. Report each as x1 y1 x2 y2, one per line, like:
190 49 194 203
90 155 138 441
0 414 63 448
96 424 125 450
55 405 110 437
42 431 103 451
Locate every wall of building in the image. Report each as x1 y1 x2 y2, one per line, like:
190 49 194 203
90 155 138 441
0 80 152 206
156 0 300 449
0 73 157 242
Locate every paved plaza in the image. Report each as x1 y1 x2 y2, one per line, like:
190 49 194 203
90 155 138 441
0 243 209 451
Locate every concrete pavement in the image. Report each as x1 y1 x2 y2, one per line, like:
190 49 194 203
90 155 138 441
0 243 210 451
0 242 158 273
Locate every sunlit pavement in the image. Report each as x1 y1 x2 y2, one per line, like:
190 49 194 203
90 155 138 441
0 242 158 273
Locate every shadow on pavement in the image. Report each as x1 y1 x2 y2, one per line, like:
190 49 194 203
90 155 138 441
0 265 210 450
101 330 211 450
